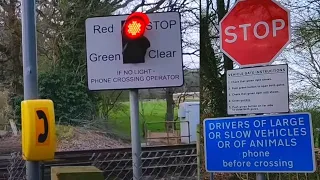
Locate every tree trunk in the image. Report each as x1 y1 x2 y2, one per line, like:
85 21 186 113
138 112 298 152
8 0 23 95
165 88 175 131
217 0 234 115
200 0 234 118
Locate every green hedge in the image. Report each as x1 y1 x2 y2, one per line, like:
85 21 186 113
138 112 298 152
12 70 99 125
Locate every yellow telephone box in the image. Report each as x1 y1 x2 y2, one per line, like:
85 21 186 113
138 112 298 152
21 99 56 161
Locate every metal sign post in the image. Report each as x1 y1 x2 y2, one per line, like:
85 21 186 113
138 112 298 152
256 172 266 180
251 113 265 180
21 0 40 180
210 173 214 180
85 12 183 179
226 65 288 179
216 0 293 178
129 89 142 179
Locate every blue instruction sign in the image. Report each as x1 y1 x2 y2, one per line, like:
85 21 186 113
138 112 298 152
203 113 316 173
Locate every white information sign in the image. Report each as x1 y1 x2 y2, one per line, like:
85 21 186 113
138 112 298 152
85 12 183 90
227 64 289 115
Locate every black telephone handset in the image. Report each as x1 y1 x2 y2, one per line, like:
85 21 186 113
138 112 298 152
36 110 49 143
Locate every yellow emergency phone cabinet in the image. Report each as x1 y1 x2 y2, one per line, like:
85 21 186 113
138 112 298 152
21 99 56 161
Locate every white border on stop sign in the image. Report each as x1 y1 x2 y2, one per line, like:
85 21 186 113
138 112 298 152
218 0 292 68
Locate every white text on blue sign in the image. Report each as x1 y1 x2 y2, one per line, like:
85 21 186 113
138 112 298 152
203 113 315 173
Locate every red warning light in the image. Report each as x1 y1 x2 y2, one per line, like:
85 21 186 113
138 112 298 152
123 12 150 40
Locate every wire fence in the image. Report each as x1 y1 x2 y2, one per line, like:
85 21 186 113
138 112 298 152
92 150 197 179
3 145 197 180
5 152 26 180
2 124 320 180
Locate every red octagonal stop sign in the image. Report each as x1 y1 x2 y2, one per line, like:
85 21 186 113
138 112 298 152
220 0 291 67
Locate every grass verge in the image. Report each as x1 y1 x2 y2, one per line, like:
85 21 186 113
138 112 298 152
108 100 179 137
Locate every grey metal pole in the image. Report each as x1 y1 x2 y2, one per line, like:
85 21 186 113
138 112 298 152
21 0 40 180
256 173 266 180
210 173 214 180
129 89 142 179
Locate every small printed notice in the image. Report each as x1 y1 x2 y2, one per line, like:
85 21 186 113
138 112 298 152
227 64 289 115
89 68 182 89
203 113 315 173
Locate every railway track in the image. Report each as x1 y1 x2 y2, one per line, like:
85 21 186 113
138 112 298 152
0 144 197 180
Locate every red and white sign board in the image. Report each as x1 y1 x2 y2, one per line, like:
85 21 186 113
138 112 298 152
220 0 291 67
